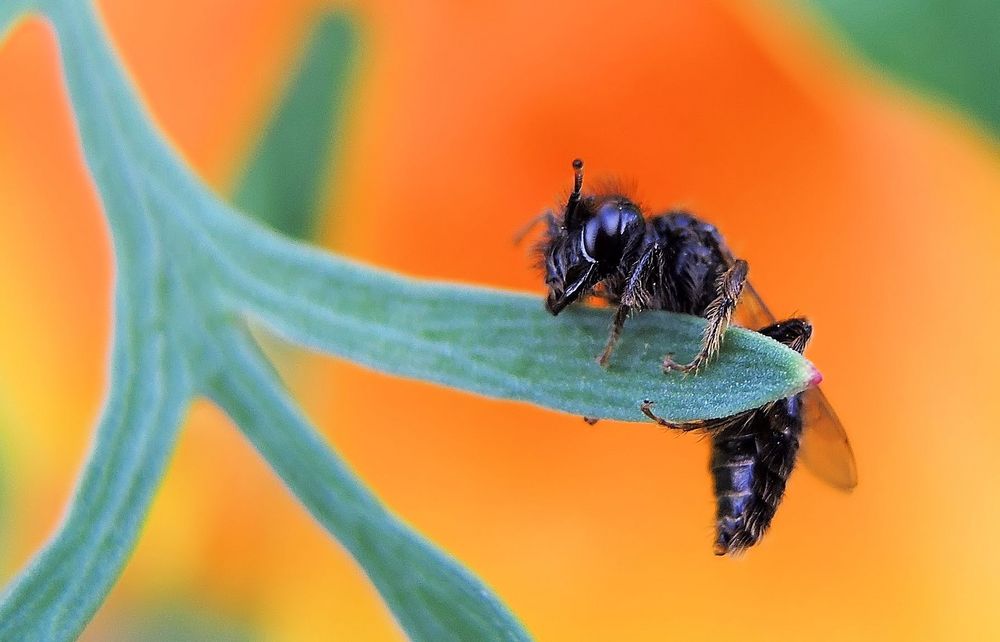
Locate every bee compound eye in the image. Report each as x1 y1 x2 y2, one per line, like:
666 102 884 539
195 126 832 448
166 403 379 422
581 203 613 260
581 221 601 263
583 200 643 265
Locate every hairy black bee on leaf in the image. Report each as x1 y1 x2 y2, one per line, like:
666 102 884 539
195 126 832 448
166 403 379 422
527 159 857 556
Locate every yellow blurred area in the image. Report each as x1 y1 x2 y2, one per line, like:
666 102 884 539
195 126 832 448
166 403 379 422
1 0 1000 640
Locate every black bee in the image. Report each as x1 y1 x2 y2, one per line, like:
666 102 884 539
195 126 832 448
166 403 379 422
529 159 857 556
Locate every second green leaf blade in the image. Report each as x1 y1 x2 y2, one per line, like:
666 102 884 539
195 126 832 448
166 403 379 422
232 12 358 240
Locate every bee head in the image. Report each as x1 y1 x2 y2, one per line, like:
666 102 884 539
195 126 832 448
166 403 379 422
541 159 646 314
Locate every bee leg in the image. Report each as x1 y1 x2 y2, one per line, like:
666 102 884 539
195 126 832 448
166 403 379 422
663 259 749 374
639 400 706 432
596 244 662 367
597 304 630 367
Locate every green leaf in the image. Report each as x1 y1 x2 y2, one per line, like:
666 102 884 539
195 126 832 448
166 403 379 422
0 1 34 42
215 245 815 422
0 0 816 640
231 12 358 239
0 236 194 639
1 2 529 639
809 0 1000 136
209 327 526 641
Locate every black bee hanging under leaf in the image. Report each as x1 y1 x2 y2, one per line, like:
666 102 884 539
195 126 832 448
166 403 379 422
525 158 857 556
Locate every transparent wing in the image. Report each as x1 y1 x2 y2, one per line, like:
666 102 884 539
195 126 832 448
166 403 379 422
735 280 858 491
798 386 858 490
734 280 778 329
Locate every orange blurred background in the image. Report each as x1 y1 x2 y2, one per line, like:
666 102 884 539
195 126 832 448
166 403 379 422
2 0 1000 639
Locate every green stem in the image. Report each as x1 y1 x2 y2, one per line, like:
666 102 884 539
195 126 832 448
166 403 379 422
0 312 191 640
207 326 529 642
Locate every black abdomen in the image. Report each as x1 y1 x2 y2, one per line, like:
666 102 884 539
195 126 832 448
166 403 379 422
710 396 804 555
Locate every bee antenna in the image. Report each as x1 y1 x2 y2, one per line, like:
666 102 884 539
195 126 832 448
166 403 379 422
512 212 553 245
565 158 585 225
